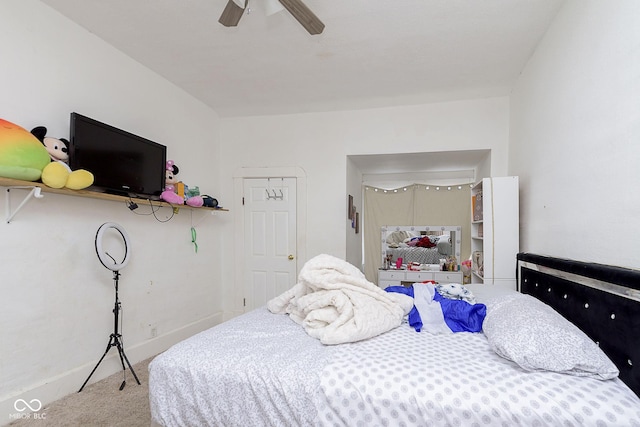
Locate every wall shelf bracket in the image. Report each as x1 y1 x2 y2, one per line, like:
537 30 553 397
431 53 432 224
6 186 44 223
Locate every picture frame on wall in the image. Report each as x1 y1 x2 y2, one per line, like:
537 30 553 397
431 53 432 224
348 195 354 220
351 205 356 228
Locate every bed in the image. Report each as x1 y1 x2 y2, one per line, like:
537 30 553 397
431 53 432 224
381 225 461 266
149 253 640 427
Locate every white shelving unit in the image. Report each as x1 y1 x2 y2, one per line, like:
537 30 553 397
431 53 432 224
470 176 519 287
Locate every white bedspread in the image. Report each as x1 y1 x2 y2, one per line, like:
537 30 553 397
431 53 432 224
267 254 413 345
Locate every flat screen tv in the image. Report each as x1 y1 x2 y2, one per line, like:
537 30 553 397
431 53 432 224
69 113 167 199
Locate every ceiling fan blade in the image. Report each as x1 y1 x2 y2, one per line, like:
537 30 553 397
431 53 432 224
219 0 248 27
278 0 325 35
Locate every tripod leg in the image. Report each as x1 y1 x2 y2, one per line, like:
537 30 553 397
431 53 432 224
114 336 128 390
115 337 141 386
78 335 115 392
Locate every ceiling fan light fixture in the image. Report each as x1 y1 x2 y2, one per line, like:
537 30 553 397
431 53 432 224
218 0 324 35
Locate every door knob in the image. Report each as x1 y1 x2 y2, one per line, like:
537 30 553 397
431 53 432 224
288 254 294 260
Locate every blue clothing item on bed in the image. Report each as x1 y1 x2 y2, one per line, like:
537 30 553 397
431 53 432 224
433 291 486 332
384 285 425 331
385 284 486 333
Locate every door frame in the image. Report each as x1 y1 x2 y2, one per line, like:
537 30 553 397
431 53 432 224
233 167 307 311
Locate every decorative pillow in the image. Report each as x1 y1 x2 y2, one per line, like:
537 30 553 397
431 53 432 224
482 294 619 380
386 231 411 245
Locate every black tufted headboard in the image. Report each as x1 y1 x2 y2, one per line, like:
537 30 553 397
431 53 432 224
517 253 640 397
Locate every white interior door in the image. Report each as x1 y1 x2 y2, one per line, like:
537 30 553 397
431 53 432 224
243 177 297 311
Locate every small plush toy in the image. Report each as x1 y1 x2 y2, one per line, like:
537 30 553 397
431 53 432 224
0 118 51 181
160 160 185 204
160 160 204 207
183 184 204 207
31 126 94 190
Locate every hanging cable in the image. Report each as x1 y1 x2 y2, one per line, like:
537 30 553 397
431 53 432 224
149 199 175 223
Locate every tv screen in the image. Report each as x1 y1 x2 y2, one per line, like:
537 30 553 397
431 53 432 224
69 113 167 199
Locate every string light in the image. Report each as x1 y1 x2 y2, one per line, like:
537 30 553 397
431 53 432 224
365 183 474 192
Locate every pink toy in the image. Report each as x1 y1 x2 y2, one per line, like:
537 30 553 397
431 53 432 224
160 160 184 205
185 194 203 207
160 160 205 207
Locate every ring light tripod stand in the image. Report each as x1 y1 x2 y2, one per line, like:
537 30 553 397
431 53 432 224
79 222 140 392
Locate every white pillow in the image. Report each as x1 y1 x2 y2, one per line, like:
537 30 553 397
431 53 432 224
386 231 410 245
482 293 619 380
436 237 451 255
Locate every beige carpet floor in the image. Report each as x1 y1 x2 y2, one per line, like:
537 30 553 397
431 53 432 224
9 356 155 427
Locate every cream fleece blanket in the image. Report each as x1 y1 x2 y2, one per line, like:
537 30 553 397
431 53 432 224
267 254 413 345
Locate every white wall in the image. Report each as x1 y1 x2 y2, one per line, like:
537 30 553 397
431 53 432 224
0 1 224 419
218 98 511 311
509 0 640 269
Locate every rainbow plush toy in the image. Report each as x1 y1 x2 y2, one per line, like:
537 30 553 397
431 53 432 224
0 118 51 181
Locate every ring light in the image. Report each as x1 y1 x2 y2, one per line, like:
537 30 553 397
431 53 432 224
95 222 131 271
81 222 140 392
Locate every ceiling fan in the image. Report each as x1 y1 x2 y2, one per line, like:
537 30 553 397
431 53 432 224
219 0 325 35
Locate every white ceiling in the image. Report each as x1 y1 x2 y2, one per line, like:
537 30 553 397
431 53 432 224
40 0 564 119
38 0 564 176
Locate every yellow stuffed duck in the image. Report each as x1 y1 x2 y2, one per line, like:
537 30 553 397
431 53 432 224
31 126 94 190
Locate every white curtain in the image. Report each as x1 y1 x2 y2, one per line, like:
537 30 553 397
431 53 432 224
363 184 471 284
